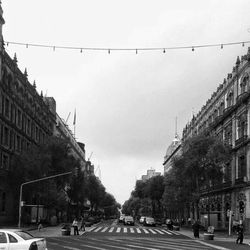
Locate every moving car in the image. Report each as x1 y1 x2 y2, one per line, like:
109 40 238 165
143 217 156 226
0 229 47 250
118 214 125 223
123 216 135 226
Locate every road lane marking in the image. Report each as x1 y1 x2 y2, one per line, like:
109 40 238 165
123 227 128 233
101 227 108 232
154 229 164 234
148 229 157 234
116 227 121 233
93 227 102 232
130 228 135 233
88 226 97 232
108 227 114 232
136 228 141 233
162 229 172 234
143 228 149 234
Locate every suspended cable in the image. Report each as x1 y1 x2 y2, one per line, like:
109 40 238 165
3 40 250 53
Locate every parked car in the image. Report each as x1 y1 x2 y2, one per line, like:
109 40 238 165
139 216 146 224
0 229 47 250
124 216 135 226
143 217 156 227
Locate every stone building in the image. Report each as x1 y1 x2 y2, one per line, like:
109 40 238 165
182 48 250 230
0 4 57 223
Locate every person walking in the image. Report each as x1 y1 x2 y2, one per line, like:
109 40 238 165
80 216 85 232
72 217 79 235
236 223 244 244
192 220 200 238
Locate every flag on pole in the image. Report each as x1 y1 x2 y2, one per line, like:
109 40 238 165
73 109 76 125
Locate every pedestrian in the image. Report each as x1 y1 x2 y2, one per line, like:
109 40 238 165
236 223 244 244
80 216 85 232
72 217 79 235
37 216 43 231
192 220 200 238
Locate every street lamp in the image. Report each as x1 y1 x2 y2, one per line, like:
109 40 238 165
18 171 72 228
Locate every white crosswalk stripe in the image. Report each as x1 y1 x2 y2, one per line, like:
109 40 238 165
101 227 108 232
93 227 102 232
87 226 180 236
154 229 164 234
148 229 157 234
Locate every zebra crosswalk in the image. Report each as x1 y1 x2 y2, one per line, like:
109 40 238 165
86 226 181 236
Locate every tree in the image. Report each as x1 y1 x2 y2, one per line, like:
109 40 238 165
164 133 231 219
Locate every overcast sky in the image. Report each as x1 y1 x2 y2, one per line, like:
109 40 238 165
3 0 250 205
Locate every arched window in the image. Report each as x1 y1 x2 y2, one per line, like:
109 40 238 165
226 91 234 107
240 74 249 94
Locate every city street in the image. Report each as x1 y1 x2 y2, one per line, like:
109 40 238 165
29 220 240 250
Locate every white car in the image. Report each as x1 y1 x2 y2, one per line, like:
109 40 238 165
0 229 48 250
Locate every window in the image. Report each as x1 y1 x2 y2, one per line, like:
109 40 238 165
16 109 22 128
4 98 10 119
2 154 9 170
8 234 17 243
238 153 246 179
3 127 9 147
16 135 21 151
27 118 31 135
237 112 247 139
226 92 234 107
224 123 232 146
240 74 249 94
0 232 7 243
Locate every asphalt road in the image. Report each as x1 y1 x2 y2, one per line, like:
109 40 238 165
46 221 217 250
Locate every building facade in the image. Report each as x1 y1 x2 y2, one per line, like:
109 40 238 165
182 48 250 230
0 5 57 223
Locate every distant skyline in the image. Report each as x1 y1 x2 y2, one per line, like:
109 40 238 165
3 0 250 205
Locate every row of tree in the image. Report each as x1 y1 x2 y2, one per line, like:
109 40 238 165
9 136 120 223
122 133 231 221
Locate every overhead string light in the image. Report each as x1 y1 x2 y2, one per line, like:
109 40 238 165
3 40 250 54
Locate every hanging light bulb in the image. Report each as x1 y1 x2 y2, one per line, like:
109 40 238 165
26 44 28 48
108 49 110 54
53 46 55 51
192 47 194 51
163 48 166 53
221 44 223 49
80 48 83 53
136 49 138 54
6 42 9 46
242 42 245 47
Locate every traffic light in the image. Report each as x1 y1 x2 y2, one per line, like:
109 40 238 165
239 201 245 214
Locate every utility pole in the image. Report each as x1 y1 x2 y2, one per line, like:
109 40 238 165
18 171 72 228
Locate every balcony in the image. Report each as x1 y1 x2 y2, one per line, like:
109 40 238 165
235 135 248 148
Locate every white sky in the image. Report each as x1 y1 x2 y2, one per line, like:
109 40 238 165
3 0 250 205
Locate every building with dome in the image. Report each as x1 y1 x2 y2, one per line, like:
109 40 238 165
163 133 182 174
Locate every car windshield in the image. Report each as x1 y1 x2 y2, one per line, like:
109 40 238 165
15 231 34 240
